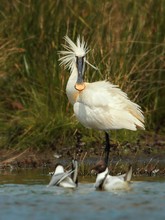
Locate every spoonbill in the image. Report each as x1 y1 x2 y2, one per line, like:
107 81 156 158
91 161 132 191
59 36 145 166
48 159 78 188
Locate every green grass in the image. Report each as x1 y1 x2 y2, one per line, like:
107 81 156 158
0 0 165 150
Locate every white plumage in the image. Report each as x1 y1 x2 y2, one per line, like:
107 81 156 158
59 36 145 132
48 160 78 188
92 163 132 191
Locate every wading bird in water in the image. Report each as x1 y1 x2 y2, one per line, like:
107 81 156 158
91 160 132 191
59 36 145 166
48 159 78 188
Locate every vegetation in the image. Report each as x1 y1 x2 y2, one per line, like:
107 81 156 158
0 0 165 150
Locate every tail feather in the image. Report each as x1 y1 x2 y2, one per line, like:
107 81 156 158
129 108 145 130
124 166 132 182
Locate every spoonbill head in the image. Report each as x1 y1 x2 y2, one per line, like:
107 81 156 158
59 36 145 166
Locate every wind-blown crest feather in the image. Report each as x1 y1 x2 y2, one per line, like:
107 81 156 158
59 35 97 71
58 36 88 70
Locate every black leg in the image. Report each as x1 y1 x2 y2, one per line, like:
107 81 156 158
104 132 110 166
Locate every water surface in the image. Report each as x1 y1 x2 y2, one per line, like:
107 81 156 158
0 169 165 220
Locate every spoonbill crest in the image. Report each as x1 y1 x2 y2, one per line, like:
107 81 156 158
59 36 145 166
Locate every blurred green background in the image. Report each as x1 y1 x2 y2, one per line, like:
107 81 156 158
0 0 164 150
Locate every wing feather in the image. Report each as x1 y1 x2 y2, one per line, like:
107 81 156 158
74 81 144 130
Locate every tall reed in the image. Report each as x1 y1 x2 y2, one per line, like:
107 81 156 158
0 0 164 149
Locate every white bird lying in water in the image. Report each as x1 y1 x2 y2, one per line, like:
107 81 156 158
59 36 145 166
48 159 78 188
91 161 132 191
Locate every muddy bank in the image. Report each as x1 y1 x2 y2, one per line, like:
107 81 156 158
0 135 165 176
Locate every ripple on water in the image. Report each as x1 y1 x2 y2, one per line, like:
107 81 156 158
0 177 165 220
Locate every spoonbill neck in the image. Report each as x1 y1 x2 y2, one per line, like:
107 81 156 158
68 65 78 82
66 66 83 105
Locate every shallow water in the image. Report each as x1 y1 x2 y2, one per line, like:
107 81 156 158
0 169 165 220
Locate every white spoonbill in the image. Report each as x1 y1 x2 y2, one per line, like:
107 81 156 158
48 159 78 188
59 36 145 165
91 161 132 191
